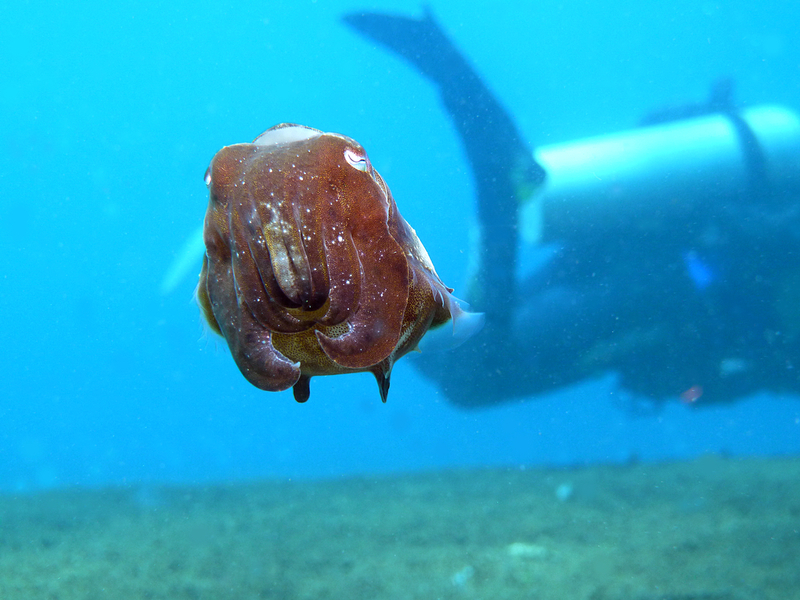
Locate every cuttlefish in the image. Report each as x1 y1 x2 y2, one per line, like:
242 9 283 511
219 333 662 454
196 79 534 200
197 124 482 402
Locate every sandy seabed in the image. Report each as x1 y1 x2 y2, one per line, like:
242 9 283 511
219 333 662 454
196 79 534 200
1 455 798 599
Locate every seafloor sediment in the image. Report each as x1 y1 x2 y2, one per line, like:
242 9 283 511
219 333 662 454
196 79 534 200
1 455 798 599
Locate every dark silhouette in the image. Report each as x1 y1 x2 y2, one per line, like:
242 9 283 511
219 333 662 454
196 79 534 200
344 10 800 408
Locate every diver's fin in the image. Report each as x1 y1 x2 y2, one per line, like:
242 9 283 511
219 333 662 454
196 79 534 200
343 9 545 194
161 224 205 295
344 9 545 333
344 9 471 86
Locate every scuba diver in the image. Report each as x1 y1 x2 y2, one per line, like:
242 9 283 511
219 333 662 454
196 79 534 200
344 10 800 408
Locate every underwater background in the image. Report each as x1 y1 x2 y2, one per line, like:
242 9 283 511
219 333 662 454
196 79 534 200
3 0 800 495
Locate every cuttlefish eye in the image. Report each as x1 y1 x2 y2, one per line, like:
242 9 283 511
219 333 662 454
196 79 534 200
344 148 369 172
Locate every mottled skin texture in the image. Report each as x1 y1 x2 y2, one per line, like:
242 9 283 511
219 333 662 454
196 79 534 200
197 124 455 403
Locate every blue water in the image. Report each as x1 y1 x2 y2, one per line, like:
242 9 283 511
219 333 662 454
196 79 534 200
2 0 800 492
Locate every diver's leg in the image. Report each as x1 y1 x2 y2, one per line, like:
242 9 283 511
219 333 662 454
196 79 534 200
344 9 545 332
